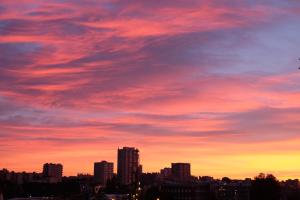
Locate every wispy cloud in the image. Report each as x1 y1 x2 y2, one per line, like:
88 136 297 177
1 0 300 179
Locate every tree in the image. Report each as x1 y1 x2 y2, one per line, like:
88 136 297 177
250 173 281 200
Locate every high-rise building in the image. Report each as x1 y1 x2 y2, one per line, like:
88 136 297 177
42 163 63 182
171 163 191 181
94 161 114 185
117 147 141 185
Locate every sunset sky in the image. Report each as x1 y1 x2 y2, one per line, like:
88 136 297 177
1 0 300 180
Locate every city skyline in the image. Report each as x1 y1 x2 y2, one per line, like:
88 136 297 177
0 146 298 181
1 0 300 180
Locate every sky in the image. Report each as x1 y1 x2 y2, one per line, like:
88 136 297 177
0 0 300 180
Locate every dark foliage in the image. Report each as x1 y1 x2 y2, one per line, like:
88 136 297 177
250 173 281 200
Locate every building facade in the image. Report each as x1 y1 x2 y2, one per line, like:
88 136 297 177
171 163 191 182
42 163 63 182
160 167 172 179
94 161 114 186
117 147 141 185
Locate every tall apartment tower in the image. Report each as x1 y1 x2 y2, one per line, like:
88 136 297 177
94 161 114 185
171 163 191 181
117 147 141 185
42 163 63 182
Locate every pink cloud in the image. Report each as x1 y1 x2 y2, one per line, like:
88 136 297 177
0 0 300 179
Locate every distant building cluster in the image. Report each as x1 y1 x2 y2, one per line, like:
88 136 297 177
93 147 143 187
0 169 42 185
1 147 300 200
0 163 63 184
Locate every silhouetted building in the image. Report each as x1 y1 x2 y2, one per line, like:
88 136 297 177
161 182 211 200
281 179 300 200
214 180 250 200
140 173 159 186
0 169 43 184
94 161 114 186
199 176 214 183
171 163 191 181
42 163 63 182
160 167 172 179
117 147 141 185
